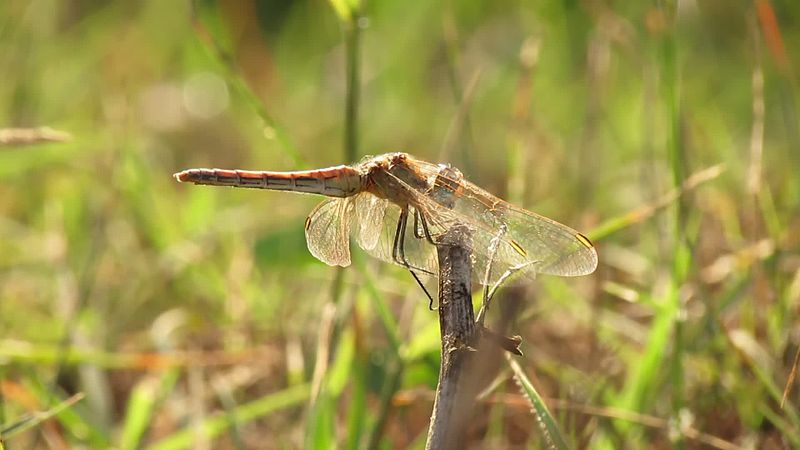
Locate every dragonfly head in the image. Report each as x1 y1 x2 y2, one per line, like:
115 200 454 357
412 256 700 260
386 152 410 167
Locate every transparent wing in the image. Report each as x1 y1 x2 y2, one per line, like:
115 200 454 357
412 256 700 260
304 198 354 267
485 203 598 277
354 201 439 277
306 193 440 274
354 193 387 251
374 159 597 285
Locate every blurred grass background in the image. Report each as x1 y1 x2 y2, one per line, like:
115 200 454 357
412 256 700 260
1 0 799 448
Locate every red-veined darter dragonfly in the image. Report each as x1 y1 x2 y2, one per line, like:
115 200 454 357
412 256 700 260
173 152 597 286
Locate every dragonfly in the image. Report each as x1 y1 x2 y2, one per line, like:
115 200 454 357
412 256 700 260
174 152 597 306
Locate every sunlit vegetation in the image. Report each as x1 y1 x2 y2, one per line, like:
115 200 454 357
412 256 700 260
1 0 799 448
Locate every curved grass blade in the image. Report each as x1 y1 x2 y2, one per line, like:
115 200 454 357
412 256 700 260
587 164 724 242
189 0 304 165
146 384 309 450
0 393 84 439
119 371 180 450
507 356 571 450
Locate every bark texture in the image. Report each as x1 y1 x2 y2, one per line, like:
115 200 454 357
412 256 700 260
425 224 478 450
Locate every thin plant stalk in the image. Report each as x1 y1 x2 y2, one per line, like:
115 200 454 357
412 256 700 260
425 224 477 450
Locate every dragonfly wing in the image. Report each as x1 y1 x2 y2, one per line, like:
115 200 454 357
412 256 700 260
379 158 597 284
397 206 440 276
440 182 597 282
493 206 597 277
304 198 353 267
354 193 387 251
453 204 597 284
355 202 439 277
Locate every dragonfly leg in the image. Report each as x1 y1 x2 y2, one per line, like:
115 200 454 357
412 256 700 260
391 210 436 276
415 210 437 246
412 270 437 311
392 208 438 310
412 208 424 239
397 209 409 264
391 208 408 265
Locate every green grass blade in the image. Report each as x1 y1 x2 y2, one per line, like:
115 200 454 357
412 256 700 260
20 377 111 447
328 0 361 23
189 0 304 165
146 384 310 450
587 164 724 242
307 392 336 450
507 356 571 450
345 353 367 450
119 370 180 450
354 256 401 352
0 393 84 439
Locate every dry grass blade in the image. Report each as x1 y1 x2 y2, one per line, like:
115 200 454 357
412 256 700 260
545 399 743 450
0 127 72 146
391 389 744 450
747 64 764 195
309 302 337 404
783 345 800 409
0 393 85 438
0 339 273 369
588 164 725 241
701 238 774 284
438 69 481 163
473 393 743 450
783 268 800 408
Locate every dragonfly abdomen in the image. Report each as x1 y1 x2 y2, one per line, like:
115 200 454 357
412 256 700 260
174 166 363 198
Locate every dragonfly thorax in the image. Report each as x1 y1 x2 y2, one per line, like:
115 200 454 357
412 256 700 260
362 153 429 206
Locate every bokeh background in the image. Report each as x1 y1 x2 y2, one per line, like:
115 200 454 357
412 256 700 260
2 0 800 448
